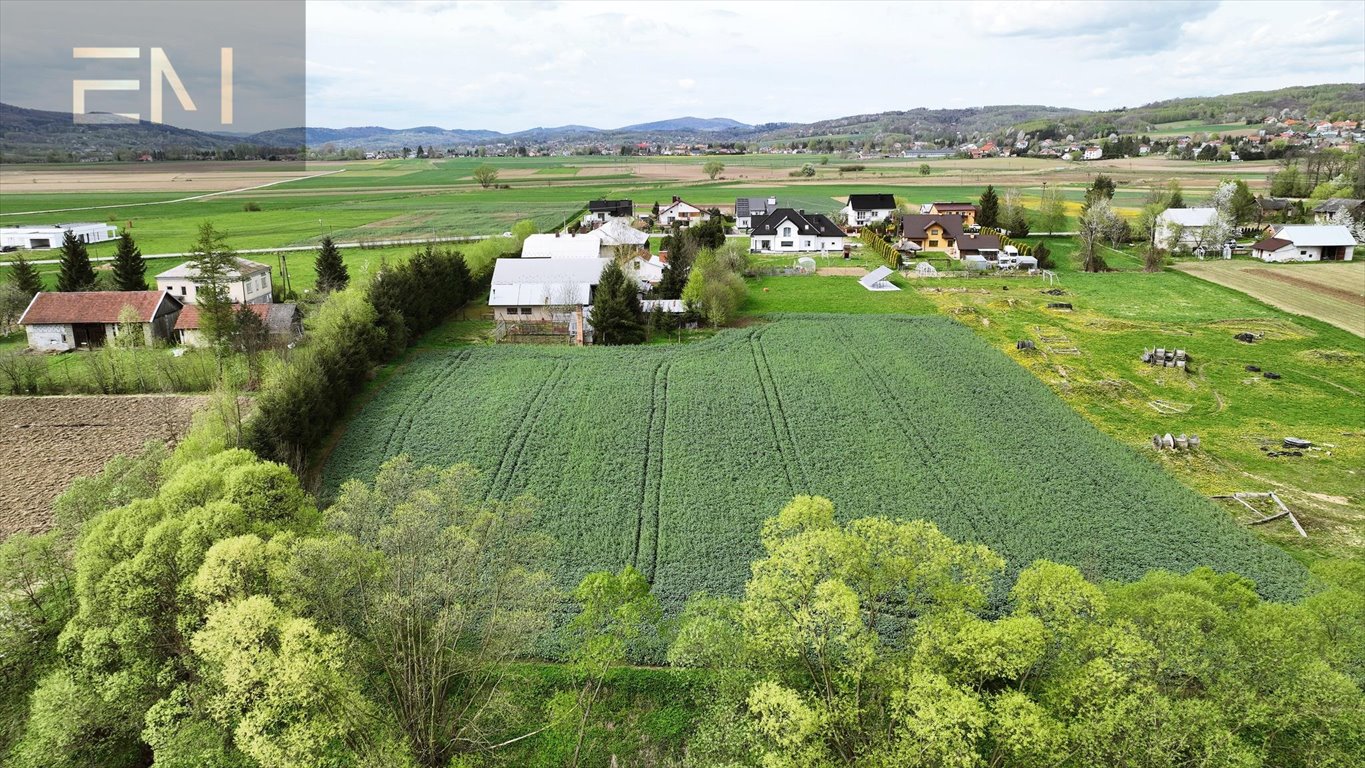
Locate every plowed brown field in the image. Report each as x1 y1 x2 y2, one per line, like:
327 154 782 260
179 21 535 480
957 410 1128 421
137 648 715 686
0 395 206 536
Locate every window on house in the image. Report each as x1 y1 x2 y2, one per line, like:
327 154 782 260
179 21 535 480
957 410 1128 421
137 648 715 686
520 307 532 315
780 241 793 248
803 240 811 247
929 239 940 247
506 308 518 316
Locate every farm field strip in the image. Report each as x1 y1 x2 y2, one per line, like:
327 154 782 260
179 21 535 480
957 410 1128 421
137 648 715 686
323 316 1307 614
1175 260 1365 338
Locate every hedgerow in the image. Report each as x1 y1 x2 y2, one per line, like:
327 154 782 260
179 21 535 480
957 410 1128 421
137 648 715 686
322 315 1307 617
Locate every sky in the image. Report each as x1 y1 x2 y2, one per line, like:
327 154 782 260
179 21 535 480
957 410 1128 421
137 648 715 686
306 0 1365 132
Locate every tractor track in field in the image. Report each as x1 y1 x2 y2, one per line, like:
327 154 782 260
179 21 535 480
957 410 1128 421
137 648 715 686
754 324 811 491
631 360 671 581
833 324 990 545
485 359 569 502
380 350 471 459
749 327 801 495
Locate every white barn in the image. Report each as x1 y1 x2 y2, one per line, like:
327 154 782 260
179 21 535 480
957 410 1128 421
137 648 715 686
488 257 610 322
1251 225 1356 263
155 258 274 305
1156 207 1220 248
520 233 603 259
0 222 118 250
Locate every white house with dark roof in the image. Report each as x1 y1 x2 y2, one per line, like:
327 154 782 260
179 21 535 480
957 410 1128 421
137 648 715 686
748 209 846 254
155 258 273 305
735 196 778 231
1251 225 1356 262
582 199 634 225
839 193 896 229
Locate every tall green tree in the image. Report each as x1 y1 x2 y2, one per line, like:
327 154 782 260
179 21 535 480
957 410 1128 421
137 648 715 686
1228 179 1257 225
592 260 645 345
977 185 1000 228
313 236 349 293
703 160 725 180
8 252 44 298
472 164 498 188
1083 174 1117 208
55 230 97 292
110 232 148 291
186 222 240 358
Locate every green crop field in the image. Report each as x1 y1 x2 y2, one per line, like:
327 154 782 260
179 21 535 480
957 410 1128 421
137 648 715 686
323 315 1307 615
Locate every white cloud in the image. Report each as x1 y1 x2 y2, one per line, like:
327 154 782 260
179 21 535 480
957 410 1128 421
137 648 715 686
303 0 1365 130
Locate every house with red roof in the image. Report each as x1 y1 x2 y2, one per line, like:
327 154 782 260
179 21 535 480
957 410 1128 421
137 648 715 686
17 291 183 351
173 302 302 347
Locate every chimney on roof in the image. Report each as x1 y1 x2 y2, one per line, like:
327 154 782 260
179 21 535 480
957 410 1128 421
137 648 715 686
672 195 680 203
767 196 776 206
658 250 669 264
555 232 560 237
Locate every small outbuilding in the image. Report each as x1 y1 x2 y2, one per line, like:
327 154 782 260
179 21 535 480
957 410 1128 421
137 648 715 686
174 302 302 347
17 290 182 350
1251 225 1356 262
1 222 118 250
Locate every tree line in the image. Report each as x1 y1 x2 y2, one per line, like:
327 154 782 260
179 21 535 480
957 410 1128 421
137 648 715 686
3 444 1360 768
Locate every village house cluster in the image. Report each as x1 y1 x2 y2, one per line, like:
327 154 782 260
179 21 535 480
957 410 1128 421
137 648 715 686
15 250 301 352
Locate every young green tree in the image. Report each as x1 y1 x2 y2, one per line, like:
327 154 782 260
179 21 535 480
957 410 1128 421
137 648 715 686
671 498 1365 768
703 159 725 180
681 249 746 328
1078 199 1120 272
591 260 645 345
558 565 662 768
977 185 1000 228
55 230 97 292
231 304 270 387
110 232 148 291
919 163 931 176
186 222 240 360
1038 185 1067 234
1167 179 1186 208
472 164 499 188
313 235 349 293
7 252 44 298
315 456 557 767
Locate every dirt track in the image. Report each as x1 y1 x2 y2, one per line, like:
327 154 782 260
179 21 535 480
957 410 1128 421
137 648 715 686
0 395 206 536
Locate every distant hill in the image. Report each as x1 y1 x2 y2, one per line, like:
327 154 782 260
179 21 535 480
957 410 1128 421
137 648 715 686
4 84 1362 161
0 102 303 163
618 116 751 132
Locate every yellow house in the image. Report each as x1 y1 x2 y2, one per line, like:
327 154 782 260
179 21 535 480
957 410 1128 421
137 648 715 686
900 214 965 252
928 202 979 227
